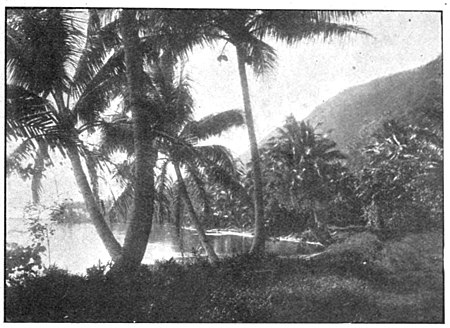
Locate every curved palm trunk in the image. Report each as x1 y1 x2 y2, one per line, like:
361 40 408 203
174 164 219 263
66 144 122 260
236 46 266 254
115 9 158 272
52 88 122 261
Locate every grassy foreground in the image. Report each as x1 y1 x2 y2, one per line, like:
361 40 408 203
4 231 443 323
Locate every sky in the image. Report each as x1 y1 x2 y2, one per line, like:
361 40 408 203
4 8 444 209
184 11 442 156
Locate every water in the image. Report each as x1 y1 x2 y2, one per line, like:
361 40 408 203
6 217 302 275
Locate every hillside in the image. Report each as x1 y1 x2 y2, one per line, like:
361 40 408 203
306 55 442 154
243 55 442 164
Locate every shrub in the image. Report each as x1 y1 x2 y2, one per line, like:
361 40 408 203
357 120 443 235
5 242 46 286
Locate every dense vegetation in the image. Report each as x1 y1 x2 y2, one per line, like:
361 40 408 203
5 8 442 323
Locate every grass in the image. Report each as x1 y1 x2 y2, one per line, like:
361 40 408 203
4 231 443 323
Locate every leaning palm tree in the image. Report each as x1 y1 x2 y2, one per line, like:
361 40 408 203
202 10 371 253
164 111 245 262
7 9 125 260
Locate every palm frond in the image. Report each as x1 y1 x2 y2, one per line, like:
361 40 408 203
6 85 61 145
184 164 211 219
139 9 220 60
193 145 236 173
72 49 126 126
182 109 245 141
205 165 251 206
108 182 134 222
253 10 371 45
154 159 175 224
71 9 122 102
242 35 277 75
7 9 85 95
190 145 251 204
99 120 134 156
144 58 195 134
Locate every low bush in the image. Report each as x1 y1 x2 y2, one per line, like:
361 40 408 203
6 242 46 286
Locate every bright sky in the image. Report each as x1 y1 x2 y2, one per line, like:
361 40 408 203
185 11 442 156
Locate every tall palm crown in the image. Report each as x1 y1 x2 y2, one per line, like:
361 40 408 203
7 9 126 158
8 10 123 121
208 10 370 74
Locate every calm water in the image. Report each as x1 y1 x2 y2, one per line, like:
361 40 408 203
7 218 301 275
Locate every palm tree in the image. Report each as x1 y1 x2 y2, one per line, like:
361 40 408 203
100 48 245 262
104 8 226 270
7 9 125 260
261 115 346 240
113 9 160 271
202 10 370 253
166 111 245 262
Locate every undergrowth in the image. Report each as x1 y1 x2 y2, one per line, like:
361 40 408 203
4 232 443 323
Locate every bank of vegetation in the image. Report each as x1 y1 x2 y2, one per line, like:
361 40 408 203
5 229 443 322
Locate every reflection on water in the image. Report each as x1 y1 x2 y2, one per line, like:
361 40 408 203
7 218 301 275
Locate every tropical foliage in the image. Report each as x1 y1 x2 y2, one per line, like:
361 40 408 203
357 120 443 233
256 116 348 237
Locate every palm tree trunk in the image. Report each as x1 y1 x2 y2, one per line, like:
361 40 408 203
115 9 158 272
174 164 219 263
312 199 331 245
85 152 100 206
66 143 122 260
31 141 47 204
236 45 266 254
